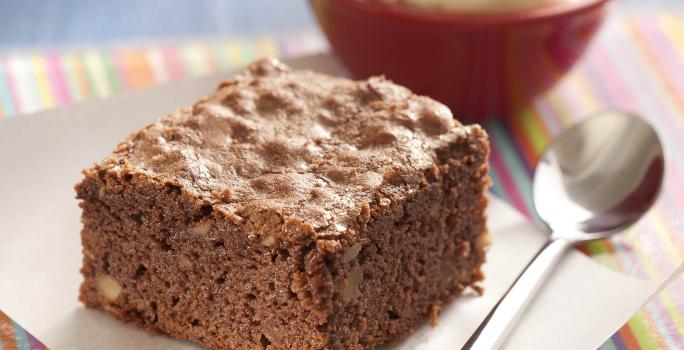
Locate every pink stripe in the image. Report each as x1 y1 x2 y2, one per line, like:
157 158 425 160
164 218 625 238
292 35 308 57
588 41 684 212
609 231 682 346
531 91 563 134
591 20 684 346
519 20 684 346
587 21 684 254
616 24 684 211
552 75 585 122
281 36 304 57
526 50 566 131
587 43 639 111
161 46 184 80
1 57 23 114
489 145 531 217
45 53 72 106
506 37 543 172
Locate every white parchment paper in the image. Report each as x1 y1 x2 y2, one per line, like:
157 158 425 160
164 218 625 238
0 54 662 350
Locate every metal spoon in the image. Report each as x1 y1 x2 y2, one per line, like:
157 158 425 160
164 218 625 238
463 111 665 350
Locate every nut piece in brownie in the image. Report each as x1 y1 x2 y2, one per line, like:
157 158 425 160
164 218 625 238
76 58 490 349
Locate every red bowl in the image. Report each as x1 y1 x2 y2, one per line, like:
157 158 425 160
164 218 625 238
310 0 612 121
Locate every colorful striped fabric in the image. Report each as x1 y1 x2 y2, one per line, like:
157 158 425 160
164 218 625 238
0 310 49 350
0 34 323 117
0 15 683 350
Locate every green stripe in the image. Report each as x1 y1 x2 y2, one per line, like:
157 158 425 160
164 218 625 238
241 39 259 62
101 51 122 93
212 43 232 71
627 312 660 349
598 339 618 350
517 108 550 156
22 55 45 111
583 241 608 255
582 241 622 271
0 65 15 116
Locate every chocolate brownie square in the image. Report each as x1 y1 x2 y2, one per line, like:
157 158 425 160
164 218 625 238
76 59 490 349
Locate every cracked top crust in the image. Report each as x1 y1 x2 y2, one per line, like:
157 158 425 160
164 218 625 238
97 59 482 238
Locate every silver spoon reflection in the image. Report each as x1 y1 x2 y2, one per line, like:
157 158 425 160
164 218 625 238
464 111 664 350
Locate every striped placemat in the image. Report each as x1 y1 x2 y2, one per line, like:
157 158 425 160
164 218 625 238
0 310 48 350
488 14 684 350
1 15 683 350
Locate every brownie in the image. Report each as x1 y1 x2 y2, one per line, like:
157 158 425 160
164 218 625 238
75 59 490 349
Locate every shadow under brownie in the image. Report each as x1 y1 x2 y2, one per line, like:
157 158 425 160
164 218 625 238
75 58 490 349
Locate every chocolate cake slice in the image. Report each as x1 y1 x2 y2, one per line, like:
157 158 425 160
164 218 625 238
76 59 490 349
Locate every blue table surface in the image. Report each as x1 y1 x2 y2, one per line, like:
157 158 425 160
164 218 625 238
0 0 681 48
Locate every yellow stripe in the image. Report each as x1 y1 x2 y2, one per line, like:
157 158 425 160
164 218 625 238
585 241 622 271
626 18 684 133
543 87 574 128
658 290 684 337
606 235 672 348
569 70 602 113
623 227 662 278
30 54 56 108
257 38 279 58
650 208 684 262
627 310 665 349
609 17 684 347
547 70 596 127
181 44 206 76
83 50 112 97
66 54 92 101
225 41 244 67
517 110 548 156
626 223 684 343
646 209 684 338
658 15 684 65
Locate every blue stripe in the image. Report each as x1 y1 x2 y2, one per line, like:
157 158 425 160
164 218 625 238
0 64 15 116
485 119 535 216
12 320 30 350
600 337 621 350
488 164 506 201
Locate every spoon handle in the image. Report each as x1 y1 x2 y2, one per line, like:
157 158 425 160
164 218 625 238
462 237 573 350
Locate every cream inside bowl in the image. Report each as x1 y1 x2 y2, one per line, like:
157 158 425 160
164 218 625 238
379 0 580 12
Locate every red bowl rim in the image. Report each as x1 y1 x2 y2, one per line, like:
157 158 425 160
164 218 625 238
332 0 612 25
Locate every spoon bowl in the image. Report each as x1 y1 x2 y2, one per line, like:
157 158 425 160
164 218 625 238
464 111 664 350
534 111 665 239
